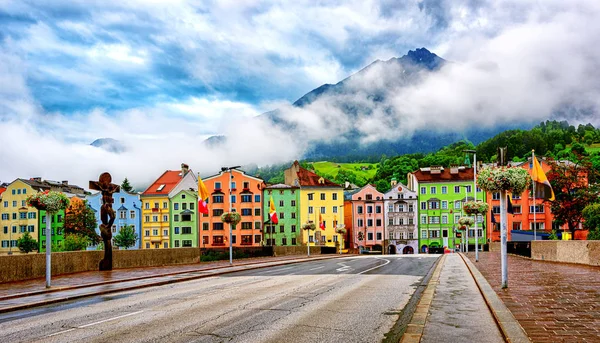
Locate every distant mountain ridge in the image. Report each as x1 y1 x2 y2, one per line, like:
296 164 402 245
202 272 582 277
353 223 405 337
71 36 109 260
90 138 126 153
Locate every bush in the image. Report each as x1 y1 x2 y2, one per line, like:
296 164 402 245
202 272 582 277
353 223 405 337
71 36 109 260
17 232 38 253
63 234 90 251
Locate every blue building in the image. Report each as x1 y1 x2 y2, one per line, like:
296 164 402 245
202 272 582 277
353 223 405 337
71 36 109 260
86 190 142 249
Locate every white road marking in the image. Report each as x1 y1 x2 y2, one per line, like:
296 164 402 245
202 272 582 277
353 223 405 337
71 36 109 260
336 266 351 272
357 258 391 275
260 266 294 273
46 310 144 337
309 266 325 271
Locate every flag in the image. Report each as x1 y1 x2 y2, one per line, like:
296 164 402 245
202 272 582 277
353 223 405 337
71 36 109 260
198 174 210 215
507 195 514 214
269 197 278 224
319 213 325 230
531 156 555 201
491 209 497 224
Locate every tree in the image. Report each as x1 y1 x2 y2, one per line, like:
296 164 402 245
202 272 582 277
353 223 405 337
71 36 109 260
63 234 89 251
121 178 134 192
547 157 600 237
113 225 138 249
17 232 38 253
582 204 600 240
64 198 100 244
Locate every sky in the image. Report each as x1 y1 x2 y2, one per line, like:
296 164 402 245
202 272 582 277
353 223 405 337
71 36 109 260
1 0 600 189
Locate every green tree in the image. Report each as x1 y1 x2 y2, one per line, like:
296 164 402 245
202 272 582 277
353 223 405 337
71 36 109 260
62 234 90 251
17 232 38 253
121 177 134 192
113 225 138 249
64 198 100 244
582 203 600 240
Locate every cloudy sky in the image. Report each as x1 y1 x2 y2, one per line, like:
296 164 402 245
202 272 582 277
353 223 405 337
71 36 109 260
1 0 599 189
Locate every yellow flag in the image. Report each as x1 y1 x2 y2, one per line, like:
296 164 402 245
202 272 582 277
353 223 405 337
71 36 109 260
531 157 555 201
198 174 210 214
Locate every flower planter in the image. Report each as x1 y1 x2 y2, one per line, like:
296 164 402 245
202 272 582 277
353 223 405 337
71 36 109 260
26 191 70 213
221 212 241 225
463 201 489 215
477 166 530 194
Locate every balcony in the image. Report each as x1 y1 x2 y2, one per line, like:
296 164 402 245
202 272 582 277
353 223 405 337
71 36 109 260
212 242 226 246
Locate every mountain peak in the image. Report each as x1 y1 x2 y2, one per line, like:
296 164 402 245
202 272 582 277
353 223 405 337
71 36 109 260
396 47 443 71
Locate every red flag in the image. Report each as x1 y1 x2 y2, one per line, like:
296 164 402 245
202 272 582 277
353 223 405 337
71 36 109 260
269 197 278 224
319 213 325 230
198 175 210 215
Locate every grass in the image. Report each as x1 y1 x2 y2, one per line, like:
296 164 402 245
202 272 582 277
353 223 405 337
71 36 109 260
311 161 378 181
585 143 600 153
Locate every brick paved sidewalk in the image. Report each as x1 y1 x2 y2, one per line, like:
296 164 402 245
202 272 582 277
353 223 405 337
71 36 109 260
0 255 323 298
468 252 600 343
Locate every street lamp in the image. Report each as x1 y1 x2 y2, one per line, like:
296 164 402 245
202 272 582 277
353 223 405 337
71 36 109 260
221 166 241 265
464 149 479 261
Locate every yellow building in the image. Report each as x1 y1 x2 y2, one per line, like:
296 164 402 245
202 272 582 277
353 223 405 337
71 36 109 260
284 161 344 248
0 179 43 254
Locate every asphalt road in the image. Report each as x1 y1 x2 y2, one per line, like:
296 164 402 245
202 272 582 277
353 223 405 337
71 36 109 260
0 255 439 343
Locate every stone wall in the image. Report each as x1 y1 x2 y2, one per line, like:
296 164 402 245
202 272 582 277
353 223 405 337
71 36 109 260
531 241 600 266
0 248 202 283
274 246 320 256
489 242 501 252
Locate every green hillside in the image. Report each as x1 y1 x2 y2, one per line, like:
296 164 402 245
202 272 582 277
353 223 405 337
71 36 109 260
310 161 378 186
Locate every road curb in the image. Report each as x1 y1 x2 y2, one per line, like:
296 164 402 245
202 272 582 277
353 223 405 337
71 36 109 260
459 253 532 343
0 255 345 314
399 254 446 343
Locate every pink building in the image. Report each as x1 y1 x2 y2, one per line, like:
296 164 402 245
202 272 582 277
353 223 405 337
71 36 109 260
344 184 385 252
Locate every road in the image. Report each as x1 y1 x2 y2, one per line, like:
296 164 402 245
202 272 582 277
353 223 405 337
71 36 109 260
0 255 439 343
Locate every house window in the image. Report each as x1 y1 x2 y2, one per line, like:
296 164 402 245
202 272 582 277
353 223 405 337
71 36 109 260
163 229 168 236
376 232 382 240
375 206 381 213
241 222 252 230
182 227 192 234
442 215 448 224
388 218 394 226
320 207 326 214
254 194 260 203
255 222 261 230
492 206 500 214
492 192 500 200
357 219 364 227
174 227 180 234
202 236 209 244
146 242 150 249
231 195 236 203
213 223 224 230
231 181 236 190
215 182 221 190
357 206 363 214
320 193 325 200
203 223 209 231
420 187 426 194
213 195 224 203
182 203 187 210
213 209 224 216
530 222 544 231
441 186 447 194
163 202 168 209
242 195 252 202
308 206 313 214
291 225 296 232
174 215 179 221
441 201 448 209
145 202 149 209
163 215 168 222
454 186 460 193
367 232 373 240
430 186 436 194
279 200 284 207
174 240 180 248
291 237 297 245
243 182 250 189
241 209 252 216
153 229 158 235
454 201 461 209
279 225 285 233
420 202 426 210
213 236 224 245
145 215 150 222
513 206 522 214
513 222 522 231
308 193 313 201
332 193 337 200
291 200 296 207
429 201 439 210
428 216 440 224
421 230 427 239
130 210 136 219
367 206 373 214
530 205 544 213
367 219 373 227
279 212 284 219
429 230 439 238
421 215 427 224
291 213 296 219
376 219 382 226
153 215 158 222
255 208 261 216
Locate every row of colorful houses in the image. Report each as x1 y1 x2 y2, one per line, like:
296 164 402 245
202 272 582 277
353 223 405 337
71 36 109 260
0 157 576 255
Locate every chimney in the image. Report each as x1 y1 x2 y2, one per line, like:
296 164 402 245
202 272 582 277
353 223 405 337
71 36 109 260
390 178 397 187
181 163 189 176
32 177 42 182
430 166 442 175
62 180 69 186
345 181 350 189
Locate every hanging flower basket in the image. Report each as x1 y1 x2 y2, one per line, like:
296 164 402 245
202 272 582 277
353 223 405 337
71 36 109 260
221 212 241 225
463 201 489 215
27 191 70 213
335 225 346 234
477 167 530 194
302 222 316 231
458 217 475 227
459 225 467 230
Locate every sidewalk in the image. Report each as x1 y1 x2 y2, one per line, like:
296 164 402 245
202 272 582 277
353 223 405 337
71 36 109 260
468 252 600 343
401 253 519 343
0 254 341 312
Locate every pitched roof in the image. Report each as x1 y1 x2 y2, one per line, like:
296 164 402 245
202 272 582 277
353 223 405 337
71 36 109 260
142 170 183 196
411 167 474 183
295 163 341 188
0 188 5 197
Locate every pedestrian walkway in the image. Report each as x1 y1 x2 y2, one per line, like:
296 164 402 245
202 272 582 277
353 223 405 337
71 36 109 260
420 254 504 343
0 254 340 312
468 252 600 343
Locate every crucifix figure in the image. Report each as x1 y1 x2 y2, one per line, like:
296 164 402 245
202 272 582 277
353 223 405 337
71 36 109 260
90 172 120 271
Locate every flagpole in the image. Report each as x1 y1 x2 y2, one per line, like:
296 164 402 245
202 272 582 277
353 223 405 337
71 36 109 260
532 150 536 241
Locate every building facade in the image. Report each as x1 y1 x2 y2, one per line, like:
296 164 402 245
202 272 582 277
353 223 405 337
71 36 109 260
344 184 385 252
87 189 142 249
408 166 486 252
284 161 344 248
262 184 301 246
170 189 198 248
486 158 563 242
384 179 418 254
141 164 196 249
199 169 264 248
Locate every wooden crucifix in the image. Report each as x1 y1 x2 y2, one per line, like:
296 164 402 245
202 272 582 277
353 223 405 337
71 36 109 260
90 172 120 271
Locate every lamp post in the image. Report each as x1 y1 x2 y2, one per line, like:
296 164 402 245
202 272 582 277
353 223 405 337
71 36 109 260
307 192 314 256
464 149 479 261
221 166 241 265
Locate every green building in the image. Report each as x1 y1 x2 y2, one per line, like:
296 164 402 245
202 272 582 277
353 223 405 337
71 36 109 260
262 184 300 246
170 189 198 248
39 209 65 252
407 166 486 252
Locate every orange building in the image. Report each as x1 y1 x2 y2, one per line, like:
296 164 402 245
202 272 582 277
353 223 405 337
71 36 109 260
486 157 563 242
199 169 265 247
